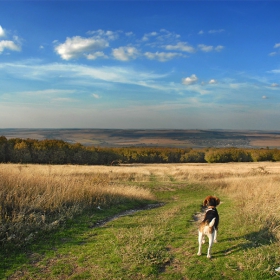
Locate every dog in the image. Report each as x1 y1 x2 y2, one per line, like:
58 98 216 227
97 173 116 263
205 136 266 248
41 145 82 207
197 195 220 259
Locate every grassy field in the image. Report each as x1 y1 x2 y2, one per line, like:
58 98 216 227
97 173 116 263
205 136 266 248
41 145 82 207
1 162 280 279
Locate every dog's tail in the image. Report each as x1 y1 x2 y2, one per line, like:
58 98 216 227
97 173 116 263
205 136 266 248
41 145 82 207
209 218 216 227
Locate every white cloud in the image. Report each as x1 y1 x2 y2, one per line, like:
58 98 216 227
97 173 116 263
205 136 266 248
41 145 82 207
262 95 268 99
269 52 277 56
209 79 217 84
144 51 182 62
182 74 198 85
198 44 224 52
271 83 279 87
0 26 5 37
198 44 213 52
54 36 109 60
274 43 280 48
112 46 139 61
86 51 108 60
0 40 21 53
215 45 224 52
198 30 204 35
165 42 195 53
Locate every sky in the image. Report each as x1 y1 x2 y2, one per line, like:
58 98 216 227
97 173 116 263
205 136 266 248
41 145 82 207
0 1 280 130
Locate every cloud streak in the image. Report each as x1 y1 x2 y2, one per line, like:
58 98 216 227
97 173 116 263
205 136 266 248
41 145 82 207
0 61 169 90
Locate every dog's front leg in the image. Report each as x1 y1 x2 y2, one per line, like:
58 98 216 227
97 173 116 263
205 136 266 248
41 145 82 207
207 233 214 259
197 231 203 256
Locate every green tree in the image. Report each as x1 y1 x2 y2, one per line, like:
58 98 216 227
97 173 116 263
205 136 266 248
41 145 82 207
0 136 7 162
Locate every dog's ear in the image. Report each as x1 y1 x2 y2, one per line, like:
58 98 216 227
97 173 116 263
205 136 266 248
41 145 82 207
203 196 210 206
215 197 220 206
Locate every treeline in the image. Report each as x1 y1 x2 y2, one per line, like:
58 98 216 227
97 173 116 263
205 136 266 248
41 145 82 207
0 136 280 165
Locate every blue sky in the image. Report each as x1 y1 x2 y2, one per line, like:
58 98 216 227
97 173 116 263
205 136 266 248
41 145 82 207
0 1 280 130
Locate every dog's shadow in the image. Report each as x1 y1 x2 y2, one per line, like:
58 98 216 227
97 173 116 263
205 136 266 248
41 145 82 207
213 226 275 258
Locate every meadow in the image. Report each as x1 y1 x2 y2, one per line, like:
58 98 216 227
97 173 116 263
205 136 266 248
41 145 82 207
1 162 280 279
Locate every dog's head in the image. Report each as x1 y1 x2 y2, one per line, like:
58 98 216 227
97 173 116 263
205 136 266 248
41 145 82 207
203 196 220 208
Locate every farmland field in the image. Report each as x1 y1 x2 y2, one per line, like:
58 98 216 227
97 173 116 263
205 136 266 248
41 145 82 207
1 128 280 148
1 162 280 279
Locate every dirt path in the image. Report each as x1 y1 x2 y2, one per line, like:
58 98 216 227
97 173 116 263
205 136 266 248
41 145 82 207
91 203 165 228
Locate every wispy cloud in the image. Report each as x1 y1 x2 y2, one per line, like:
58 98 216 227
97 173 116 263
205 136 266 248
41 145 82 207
208 29 225 34
198 44 213 52
269 43 280 56
86 29 120 40
164 42 195 53
141 31 158 42
92 93 101 99
144 51 183 62
198 44 224 52
215 45 224 52
0 61 169 90
112 46 139 61
20 89 76 96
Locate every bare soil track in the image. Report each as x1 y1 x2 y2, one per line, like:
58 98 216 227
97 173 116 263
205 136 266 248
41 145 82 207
91 203 165 228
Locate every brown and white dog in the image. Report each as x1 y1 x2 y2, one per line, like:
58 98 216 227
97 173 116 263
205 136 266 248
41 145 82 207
197 195 220 259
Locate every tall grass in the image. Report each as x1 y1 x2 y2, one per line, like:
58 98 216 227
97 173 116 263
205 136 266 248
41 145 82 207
0 164 154 246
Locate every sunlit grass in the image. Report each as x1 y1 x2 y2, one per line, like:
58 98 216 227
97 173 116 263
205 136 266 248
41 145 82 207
0 164 154 246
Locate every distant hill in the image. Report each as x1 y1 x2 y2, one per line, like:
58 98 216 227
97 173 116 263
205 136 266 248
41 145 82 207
0 128 280 148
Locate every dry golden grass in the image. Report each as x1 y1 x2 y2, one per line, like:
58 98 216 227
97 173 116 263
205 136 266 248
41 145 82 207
0 164 154 245
1 162 280 246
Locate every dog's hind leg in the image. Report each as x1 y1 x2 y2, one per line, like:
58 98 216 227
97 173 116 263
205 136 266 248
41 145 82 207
214 228 218 243
207 218 216 258
207 232 214 259
197 231 203 256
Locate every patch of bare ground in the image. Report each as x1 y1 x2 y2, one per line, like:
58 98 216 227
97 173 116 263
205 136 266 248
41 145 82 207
90 203 165 228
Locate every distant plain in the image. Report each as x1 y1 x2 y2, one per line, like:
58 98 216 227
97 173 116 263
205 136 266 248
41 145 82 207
1 128 280 148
